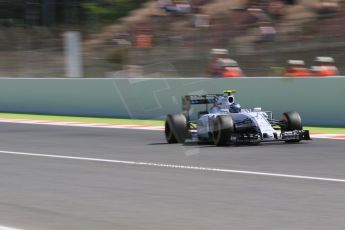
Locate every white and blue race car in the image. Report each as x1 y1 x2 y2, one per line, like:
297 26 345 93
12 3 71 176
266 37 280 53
165 90 311 146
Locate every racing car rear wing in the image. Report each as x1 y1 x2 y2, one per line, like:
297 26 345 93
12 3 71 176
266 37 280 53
182 94 222 111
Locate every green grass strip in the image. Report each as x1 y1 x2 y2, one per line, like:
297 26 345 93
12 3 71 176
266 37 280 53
304 126 345 135
0 113 345 134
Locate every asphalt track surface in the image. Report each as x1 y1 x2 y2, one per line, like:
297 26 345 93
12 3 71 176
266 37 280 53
0 123 345 230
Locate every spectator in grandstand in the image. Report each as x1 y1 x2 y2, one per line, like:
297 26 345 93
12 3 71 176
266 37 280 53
111 32 132 46
158 0 171 8
285 60 311 77
247 8 271 22
268 0 285 20
284 0 296 5
207 49 245 77
192 7 210 27
207 49 229 73
315 0 339 15
310 56 340 76
220 59 245 78
160 0 191 14
255 22 276 43
246 0 287 21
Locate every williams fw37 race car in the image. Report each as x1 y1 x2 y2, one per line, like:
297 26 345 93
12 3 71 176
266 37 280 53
165 90 311 146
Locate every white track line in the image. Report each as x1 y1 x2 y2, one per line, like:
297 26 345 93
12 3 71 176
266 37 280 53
0 226 23 230
1 150 345 184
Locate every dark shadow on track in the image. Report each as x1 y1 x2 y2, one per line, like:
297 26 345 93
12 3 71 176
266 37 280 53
149 141 310 148
148 142 170 145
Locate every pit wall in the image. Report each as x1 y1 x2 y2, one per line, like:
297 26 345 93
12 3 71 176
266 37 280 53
0 77 344 126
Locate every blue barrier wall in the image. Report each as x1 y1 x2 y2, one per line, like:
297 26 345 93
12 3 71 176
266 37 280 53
0 77 344 126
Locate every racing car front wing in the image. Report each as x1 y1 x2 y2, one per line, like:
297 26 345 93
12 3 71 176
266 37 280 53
232 130 311 144
188 130 311 144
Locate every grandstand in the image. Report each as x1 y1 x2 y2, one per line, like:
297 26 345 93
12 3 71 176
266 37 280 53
0 0 344 77
104 0 345 77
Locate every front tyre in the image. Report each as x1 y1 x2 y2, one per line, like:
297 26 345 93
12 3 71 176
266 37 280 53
165 113 188 143
281 112 303 131
213 116 234 146
281 111 303 143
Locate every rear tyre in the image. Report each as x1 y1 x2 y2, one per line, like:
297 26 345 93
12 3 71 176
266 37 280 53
281 111 303 143
165 113 188 144
213 116 234 146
